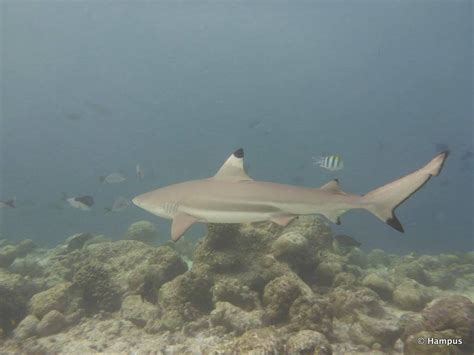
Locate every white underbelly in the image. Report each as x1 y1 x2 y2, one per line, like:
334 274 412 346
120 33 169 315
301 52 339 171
183 207 276 223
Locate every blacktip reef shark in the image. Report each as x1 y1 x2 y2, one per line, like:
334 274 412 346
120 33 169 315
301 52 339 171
132 149 449 241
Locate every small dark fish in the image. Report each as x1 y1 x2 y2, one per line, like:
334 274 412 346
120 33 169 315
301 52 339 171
434 142 450 153
0 198 15 208
67 195 94 210
461 151 473 161
76 196 94 206
67 233 94 251
334 234 361 248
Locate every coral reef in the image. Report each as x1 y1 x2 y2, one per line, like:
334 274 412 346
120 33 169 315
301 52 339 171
0 239 36 268
286 329 332 355
362 272 395 300
0 269 36 335
210 301 263 335
393 279 433 311
211 278 260 311
155 271 212 331
28 282 73 318
65 233 94 252
120 295 160 327
124 220 162 245
0 217 473 354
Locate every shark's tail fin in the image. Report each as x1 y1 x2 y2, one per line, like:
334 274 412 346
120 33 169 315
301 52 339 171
362 151 449 232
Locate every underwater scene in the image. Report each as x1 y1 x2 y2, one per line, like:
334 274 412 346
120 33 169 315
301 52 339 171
1 1 472 354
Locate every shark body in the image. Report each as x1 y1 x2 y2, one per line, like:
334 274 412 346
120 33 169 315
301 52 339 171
132 148 448 241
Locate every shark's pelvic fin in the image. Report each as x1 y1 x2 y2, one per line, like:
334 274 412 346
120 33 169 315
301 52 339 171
323 211 342 225
171 212 198 242
213 148 253 182
362 151 449 233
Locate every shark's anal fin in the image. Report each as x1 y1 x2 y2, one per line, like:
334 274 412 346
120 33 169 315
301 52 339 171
213 148 253 182
171 213 198 242
270 215 297 227
323 211 343 225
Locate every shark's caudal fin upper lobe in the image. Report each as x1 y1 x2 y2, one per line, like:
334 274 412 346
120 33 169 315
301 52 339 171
362 151 449 233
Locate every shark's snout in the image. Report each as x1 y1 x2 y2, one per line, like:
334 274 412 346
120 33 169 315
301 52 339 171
132 195 147 209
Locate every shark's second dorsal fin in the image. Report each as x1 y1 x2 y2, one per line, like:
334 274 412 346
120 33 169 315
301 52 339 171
320 179 343 193
213 148 253 182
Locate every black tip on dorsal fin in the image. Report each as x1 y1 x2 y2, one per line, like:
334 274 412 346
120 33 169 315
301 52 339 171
233 148 244 158
387 214 404 233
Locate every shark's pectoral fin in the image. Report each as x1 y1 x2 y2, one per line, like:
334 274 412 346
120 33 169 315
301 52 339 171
270 215 297 227
171 213 198 242
213 148 253 182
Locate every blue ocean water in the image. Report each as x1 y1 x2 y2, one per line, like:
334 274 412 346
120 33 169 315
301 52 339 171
1 1 472 254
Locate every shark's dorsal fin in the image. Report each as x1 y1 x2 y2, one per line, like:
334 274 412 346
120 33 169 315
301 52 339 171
320 179 342 193
213 148 253 182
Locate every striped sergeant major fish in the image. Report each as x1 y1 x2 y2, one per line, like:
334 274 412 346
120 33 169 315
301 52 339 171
313 155 344 172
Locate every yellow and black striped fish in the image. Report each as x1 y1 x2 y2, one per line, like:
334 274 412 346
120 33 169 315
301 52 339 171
313 155 344 172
